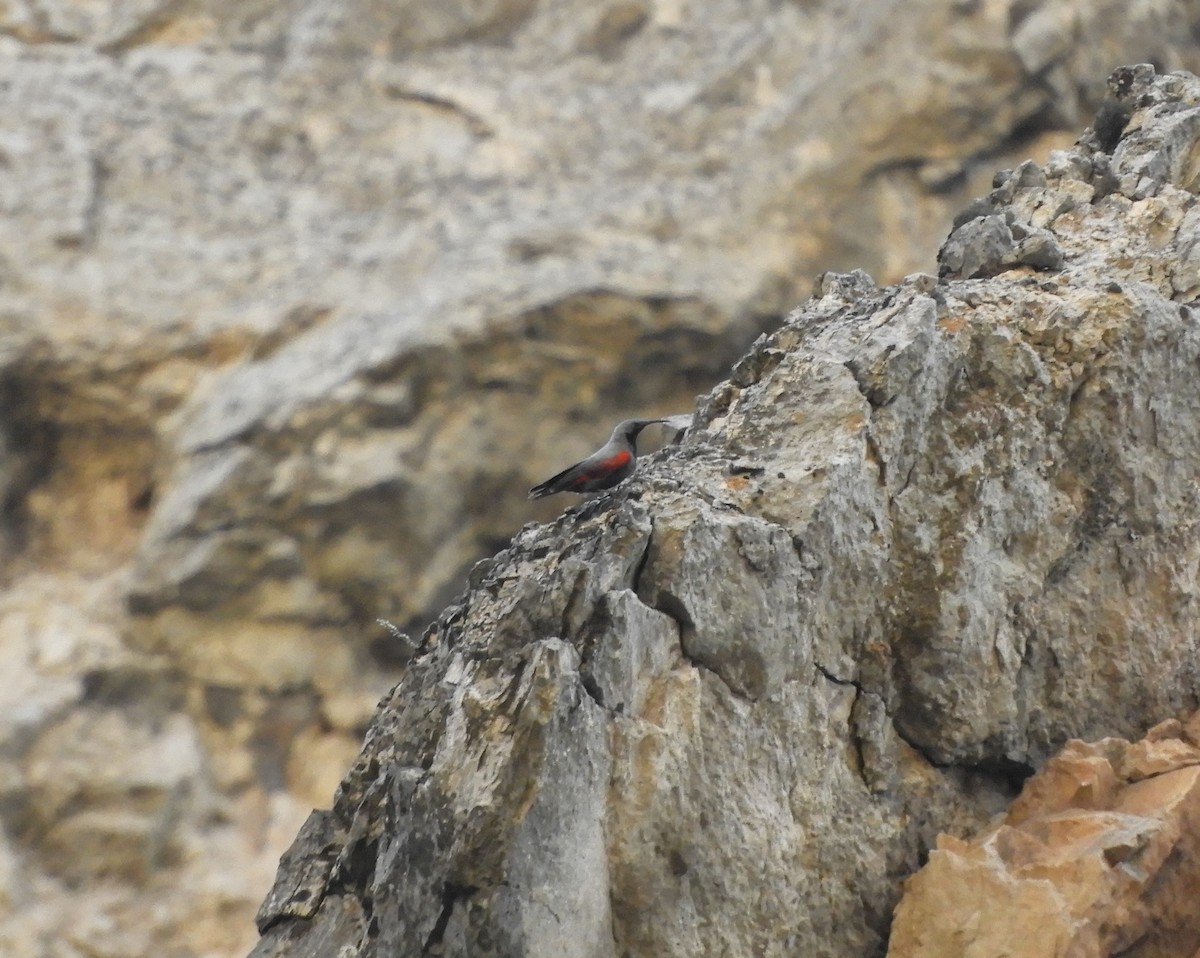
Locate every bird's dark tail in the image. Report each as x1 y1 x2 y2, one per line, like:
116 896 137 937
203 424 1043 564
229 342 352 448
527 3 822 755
529 463 576 499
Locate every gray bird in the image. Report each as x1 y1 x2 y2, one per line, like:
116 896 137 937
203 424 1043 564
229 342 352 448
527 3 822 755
529 418 663 499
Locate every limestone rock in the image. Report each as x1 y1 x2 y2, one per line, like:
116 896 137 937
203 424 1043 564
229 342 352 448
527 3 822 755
251 66 1200 958
3 0 1198 662
3 1 1200 954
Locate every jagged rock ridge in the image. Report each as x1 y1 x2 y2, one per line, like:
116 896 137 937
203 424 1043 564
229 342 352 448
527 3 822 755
250 67 1200 957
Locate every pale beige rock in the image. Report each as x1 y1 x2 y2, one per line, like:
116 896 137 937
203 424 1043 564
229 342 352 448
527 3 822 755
283 727 363 809
23 710 208 879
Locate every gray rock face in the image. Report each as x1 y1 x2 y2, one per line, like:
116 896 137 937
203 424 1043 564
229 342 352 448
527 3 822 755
4 2 1200 955
251 67 1200 958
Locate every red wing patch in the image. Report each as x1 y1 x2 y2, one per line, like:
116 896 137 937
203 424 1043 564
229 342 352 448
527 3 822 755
599 449 633 471
572 450 632 486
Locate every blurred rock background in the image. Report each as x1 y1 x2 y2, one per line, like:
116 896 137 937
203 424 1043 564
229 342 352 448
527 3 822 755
1 1 1199 955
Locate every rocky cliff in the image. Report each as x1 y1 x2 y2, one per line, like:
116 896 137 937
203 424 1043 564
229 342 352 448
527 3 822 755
4 3 1200 956
249 66 1200 957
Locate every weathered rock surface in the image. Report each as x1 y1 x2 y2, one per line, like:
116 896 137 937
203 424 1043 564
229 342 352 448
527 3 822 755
251 68 1200 958
4 2 1200 954
5 0 1200 655
889 714 1200 958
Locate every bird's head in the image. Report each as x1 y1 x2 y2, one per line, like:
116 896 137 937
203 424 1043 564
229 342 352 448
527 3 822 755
610 418 665 446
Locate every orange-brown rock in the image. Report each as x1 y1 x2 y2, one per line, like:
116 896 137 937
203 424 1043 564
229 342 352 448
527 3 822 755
888 718 1200 958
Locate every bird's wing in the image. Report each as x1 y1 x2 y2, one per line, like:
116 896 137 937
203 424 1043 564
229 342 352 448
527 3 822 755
529 460 587 498
529 448 632 498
